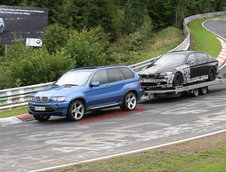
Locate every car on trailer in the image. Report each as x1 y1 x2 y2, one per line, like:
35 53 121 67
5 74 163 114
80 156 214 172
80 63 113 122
139 51 218 90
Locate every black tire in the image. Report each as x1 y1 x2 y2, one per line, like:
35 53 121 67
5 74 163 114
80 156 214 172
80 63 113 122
120 91 137 111
199 87 208 95
191 89 199 97
208 67 216 81
67 100 85 121
33 115 50 122
173 73 183 87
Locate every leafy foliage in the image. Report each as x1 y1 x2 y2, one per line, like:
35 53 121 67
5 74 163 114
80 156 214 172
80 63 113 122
0 40 75 88
1 0 224 38
8 47 75 87
41 24 72 54
64 27 110 67
0 0 224 89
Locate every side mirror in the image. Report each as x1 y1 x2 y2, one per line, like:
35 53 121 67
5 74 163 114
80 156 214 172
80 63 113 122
187 61 195 65
91 81 100 87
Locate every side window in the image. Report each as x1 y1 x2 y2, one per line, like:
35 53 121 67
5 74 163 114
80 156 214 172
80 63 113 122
196 53 208 63
201 53 208 63
118 67 135 79
187 53 196 64
91 70 108 85
107 68 123 83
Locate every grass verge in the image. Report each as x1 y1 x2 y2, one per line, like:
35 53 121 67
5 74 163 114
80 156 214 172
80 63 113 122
110 26 184 65
189 16 226 57
57 133 226 172
0 106 28 118
135 27 185 62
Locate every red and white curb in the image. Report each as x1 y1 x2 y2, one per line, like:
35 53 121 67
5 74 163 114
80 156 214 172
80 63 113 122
217 37 226 68
0 113 33 126
202 19 226 69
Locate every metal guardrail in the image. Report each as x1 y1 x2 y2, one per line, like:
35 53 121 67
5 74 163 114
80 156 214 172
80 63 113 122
0 11 225 110
0 82 53 110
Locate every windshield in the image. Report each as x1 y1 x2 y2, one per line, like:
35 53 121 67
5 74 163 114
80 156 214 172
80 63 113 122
154 54 186 66
55 70 92 86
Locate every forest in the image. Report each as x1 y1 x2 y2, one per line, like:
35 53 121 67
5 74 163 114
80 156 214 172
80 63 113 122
0 0 224 89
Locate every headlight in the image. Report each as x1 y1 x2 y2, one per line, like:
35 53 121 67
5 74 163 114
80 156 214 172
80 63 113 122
29 96 35 101
158 72 173 78
50 97 66 102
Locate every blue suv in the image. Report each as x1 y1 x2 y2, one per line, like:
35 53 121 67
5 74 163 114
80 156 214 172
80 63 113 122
28 66 143 121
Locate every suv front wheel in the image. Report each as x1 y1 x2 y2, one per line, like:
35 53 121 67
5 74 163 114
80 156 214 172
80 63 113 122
67 100 85 121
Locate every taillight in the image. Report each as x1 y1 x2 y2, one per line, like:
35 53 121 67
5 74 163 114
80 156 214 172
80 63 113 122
139 82 141 87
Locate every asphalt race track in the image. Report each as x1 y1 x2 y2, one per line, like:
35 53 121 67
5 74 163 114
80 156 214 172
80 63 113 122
203 17 226 40
0 18 226 172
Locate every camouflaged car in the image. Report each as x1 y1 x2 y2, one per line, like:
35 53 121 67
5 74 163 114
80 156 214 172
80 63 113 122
139 51 218 90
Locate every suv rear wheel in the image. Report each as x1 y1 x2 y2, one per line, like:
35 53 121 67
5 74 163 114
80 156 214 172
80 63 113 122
121 91 137 111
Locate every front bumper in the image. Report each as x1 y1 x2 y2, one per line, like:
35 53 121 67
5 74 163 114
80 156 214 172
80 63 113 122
141 78 173 89
28 101 68 116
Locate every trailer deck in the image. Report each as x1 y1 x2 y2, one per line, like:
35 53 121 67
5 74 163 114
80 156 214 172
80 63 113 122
142 78 226 100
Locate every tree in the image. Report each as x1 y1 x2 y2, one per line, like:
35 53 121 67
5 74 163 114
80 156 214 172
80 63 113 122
41 24 72 54
64 27 110 67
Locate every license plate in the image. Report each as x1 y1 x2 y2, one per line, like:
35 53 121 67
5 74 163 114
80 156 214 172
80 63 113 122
143 79 154 82
34 106 46 111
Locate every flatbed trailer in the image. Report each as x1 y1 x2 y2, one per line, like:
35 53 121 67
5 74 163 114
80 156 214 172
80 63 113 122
142 78 226 100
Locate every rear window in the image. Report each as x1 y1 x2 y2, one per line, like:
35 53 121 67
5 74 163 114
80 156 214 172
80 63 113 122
107 68 124 83
118 67 134 79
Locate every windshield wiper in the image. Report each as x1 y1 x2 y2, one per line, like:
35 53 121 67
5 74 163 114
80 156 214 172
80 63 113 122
62 84 78 86
52 83 59 87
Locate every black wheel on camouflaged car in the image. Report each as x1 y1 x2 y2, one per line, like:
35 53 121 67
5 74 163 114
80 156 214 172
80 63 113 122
208 67 217 81
173 73 183 87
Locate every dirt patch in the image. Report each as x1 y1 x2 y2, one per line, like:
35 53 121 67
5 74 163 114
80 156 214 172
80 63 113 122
188 34 195 50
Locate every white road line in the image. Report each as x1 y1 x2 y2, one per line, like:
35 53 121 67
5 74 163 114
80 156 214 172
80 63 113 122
30 129 226 172
202 19 226 70
202 20 226 42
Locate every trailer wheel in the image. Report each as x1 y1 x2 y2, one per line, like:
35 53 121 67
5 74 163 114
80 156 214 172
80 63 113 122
199 87 208 95
191 89 199 97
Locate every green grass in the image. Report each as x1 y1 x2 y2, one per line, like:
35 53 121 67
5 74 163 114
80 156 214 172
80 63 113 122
189 16 226 57
137 27 185 62
0 106 28 118
59 142 226 172
110 26 185 65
